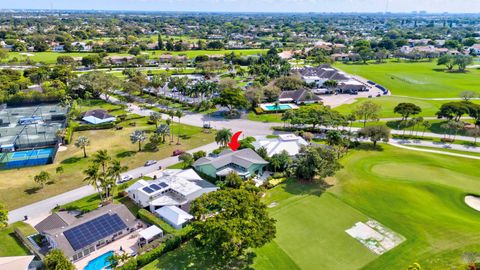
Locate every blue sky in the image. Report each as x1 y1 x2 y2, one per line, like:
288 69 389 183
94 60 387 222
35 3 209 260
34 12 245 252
0 0 478 13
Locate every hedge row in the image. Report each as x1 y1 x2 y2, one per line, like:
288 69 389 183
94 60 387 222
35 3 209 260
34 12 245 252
138 209 175 235
119 220 193 270
73 122 115 131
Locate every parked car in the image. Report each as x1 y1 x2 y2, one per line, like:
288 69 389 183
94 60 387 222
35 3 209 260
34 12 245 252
118 174 133 183
144 160 157 166
172 149 185 156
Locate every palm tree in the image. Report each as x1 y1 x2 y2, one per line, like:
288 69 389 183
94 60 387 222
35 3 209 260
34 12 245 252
75 136 90 158
215 128 232 148
281 110 293 127
92 150 111 175
175 110 185 145
149 112 162 129
106 160 127 200
167 110 175 142
421 120 431 137
157 124 170 143
83 164 103 201
130 130 147 151
165 118 172 143
274 101 280 114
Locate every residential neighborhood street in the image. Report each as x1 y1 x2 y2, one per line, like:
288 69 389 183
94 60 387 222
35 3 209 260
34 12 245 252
8 141 219 225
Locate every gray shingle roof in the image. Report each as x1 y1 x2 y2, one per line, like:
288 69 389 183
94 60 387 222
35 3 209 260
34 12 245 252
42 204 137 258
279 89 321 103
193 148 268 169
83 109 114 120
35 212 77 233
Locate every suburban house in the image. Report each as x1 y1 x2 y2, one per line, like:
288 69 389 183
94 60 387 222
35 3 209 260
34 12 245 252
35 204 139 262
82 109 116 125
103 56 135 65
278 89 322 104
0 256 35 270
469 44 480 55
155 205 193 229
158 54 189 64
193 148 269 179
296 65 369 93
297 65 350 87
126 169 217 227
252 134 309 157
71 42 92 52
337 80 368 93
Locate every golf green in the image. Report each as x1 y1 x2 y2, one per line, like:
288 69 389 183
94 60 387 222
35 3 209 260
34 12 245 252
254 144 480 270
336 61 480 98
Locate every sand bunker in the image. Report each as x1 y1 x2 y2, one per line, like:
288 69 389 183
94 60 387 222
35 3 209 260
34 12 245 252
465 196 480 211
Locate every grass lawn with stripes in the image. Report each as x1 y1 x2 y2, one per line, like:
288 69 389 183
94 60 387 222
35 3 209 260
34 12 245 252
335 61 480 98
254 144 480 270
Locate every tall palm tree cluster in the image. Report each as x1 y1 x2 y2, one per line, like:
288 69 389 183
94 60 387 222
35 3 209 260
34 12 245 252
83 150 127 203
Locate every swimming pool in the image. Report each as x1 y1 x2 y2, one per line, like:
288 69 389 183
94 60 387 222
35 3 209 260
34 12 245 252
260 103 299 111
84 251 114 270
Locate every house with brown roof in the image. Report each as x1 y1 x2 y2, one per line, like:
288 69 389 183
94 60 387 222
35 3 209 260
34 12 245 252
82 109 116 125
278 89 322 104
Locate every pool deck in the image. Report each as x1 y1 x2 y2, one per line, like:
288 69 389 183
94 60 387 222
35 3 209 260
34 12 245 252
74 232 140 270
259 103 299 111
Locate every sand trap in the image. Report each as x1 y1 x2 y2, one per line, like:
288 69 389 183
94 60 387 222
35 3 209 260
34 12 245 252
19 53 34 57
57 146 67 152
465 196 480 211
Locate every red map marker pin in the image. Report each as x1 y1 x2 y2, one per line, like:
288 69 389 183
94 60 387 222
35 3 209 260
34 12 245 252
228 131 242 151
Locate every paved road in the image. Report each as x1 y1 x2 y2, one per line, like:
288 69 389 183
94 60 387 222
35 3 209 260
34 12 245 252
390 138 480 153
8 142 219 225
13 94 480 225
8 185 96 226
389 142 480 160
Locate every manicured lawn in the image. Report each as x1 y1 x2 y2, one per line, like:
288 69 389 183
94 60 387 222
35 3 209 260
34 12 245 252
253 182 377 270
4 49 267 64
0 222 35 256
336 61 480 98
247 112 283 123
333 96 473 118
251 145 480 270
144 49 267 59
142 242 224 270
330 145 480 269
0 120 214 210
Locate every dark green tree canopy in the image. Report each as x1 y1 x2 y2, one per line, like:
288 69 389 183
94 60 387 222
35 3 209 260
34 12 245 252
394 102 422 120
190 189 276 261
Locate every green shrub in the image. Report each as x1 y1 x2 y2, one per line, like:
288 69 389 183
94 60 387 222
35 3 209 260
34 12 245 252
73 122 115 131
138 209 175 234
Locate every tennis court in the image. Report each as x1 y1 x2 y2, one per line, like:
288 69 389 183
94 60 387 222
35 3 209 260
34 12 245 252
0 104 67 169
0 148 55 169
10 148 53 160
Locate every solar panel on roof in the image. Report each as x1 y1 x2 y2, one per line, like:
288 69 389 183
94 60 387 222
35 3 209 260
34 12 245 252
158 182 168 188
63 214 127 251
143 187 154 194
150 184 161 191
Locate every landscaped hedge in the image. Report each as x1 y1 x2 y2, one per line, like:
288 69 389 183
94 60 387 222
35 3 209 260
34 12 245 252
118 225 193 270
73 122 115 131
64 125 74 145
138 209 175 235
